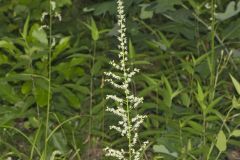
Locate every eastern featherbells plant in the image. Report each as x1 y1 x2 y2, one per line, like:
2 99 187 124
104 0 148 160
39 0 62 159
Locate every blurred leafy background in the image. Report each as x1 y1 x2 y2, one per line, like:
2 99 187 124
0 0 240 159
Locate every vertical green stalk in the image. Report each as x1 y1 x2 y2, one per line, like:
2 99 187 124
126 98 132 160
122 50 132 160
43 0 52 158
203 112 206 146
210 0 216 101
100 76 105 160
88 40 96 157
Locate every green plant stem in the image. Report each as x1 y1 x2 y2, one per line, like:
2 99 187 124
203 112 206 146
30 124 42 160
210 0 216 101
0 125 41 156
44 0 52 158
100 76 106 160
126 97 132 160
207 106 234 160
192 13 239 76
122 51 132 160
88 40 96 158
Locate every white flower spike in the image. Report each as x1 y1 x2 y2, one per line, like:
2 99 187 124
104 0 148 159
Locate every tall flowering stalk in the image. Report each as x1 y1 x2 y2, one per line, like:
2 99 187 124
39 0 62 159
104 0 148 159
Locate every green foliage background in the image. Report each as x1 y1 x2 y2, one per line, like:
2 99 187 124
0 0 240 159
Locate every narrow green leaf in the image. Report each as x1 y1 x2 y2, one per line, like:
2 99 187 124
129 39 136 60
91 17 99 41
230 74 240 95
22 15 30 39
197 82 204 101
232 96 240 109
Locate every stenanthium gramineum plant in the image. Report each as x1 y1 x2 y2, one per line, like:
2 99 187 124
104 0 149 160
39 0 62 159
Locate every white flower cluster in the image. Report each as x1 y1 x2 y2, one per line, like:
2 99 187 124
104 147 126 160
104 0 148 159
40 0 62 30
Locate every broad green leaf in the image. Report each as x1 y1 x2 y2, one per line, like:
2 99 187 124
5 73 33 81
152 0 182 13
31 24 48 45
162 89 172 108
216 130 227 152
57 0 72 7
215 1 240 21
53 37 70 60
64 84 90 95
91 1 116 16
52 132 68 152
188 121 203 133
33 87 48 107
230 74 240 95
140 4 153 19
181 92 190 107
0 40 16 51
29 116 40 128
57 87 81 109
0 52 8 64
21 81 32 94
232 96 240 109
53 62 84 80
153 145 178 157
0 81 20 104
187 0 199 12
231 130 240 137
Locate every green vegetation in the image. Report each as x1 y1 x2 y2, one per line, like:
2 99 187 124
0 0 240 159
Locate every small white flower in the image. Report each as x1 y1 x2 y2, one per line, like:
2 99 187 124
205 3 211 9
106 95 124 103
104 147 126 160
104 71 122 80
55 12 62 21
41 12 48 22
51 37 56 47
39 25 49 30
50 1 56 11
